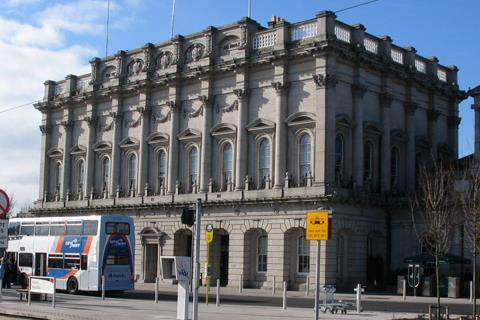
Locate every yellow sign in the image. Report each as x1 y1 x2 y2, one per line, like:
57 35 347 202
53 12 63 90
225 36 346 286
205 223 214 244
306 211 329 240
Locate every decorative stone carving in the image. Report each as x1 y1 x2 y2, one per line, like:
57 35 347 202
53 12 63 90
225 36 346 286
240 24 247 48
83 116 97 128
39 124 51 135
313 74 338 88
404 101 418 116
186 43 205 63
183 105 203 119
128 58 144 76
152 110 171 123
61 120 74 132
352 83 368 98
379 91 394 107
156 51 174 69
427 108 440 122
216 100 238 114
233 88 248 100
447 115 461 128
124 111 142 128
98 115 114 132
271 81 287 94
221 36 241 55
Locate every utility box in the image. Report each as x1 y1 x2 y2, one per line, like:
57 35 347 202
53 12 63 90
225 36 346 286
160 256 191 320
448 277 460 298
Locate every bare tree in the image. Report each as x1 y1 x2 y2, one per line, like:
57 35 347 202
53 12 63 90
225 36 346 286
411 161 455 319
459 157 480 319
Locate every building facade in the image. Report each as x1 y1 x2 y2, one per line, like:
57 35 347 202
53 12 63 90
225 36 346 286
32 11 465 290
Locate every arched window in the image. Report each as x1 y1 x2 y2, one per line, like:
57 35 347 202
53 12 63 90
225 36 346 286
258 138 270 188
364 141 374 181
299 134 311 186
222 143 233 190
335 134 345 184
189 147 198 192
257 235 268 272
390 147 399 190
158 150 167 190
297 235 310 273
77 160 85 192
102 157 110 192
128 154 137 192
54 162 62 192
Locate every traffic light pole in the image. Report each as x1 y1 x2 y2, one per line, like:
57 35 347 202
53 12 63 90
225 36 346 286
192 199 202 320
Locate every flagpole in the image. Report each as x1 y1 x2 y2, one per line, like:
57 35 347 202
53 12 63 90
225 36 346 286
170 0 176 39
248 0 251 18
105 0 110 57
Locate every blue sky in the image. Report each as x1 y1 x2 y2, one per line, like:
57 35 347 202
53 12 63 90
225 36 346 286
0 0 478 210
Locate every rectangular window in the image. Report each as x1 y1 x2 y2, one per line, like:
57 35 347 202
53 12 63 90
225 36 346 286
106 222 130 235
18 253 33 267
106 222 116 234
64 255 80 269
80 255 88 270
19 223 34 236
105 255 129 265
66 221 82 235
83 220 98 235
117 223 130 235
257 236 268 272
8 222 20 236
35 222 49 236
48 255 64 269
297 236 310 273
49 224 65 236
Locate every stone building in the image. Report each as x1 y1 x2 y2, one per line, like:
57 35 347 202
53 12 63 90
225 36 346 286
32 11 465 291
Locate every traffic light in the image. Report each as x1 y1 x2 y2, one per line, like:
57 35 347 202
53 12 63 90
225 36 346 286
181 207 195 226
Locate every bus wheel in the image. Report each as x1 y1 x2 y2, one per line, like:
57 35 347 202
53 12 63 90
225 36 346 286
67 277 79 295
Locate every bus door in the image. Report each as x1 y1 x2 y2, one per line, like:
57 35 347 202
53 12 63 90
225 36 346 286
35 253 47 276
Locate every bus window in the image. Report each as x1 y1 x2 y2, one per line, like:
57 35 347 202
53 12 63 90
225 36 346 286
80 255 88 270
66 221 82 235
8 222 20 236
48 254 63 269
82 220 98 235
117 223 130 235
49 224 65 236
106 222 116 235
19 223 34 236
64 254 80 269
18 253 33 267
35 222 49 236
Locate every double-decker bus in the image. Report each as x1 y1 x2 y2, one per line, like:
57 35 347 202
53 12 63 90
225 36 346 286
6 215 134 294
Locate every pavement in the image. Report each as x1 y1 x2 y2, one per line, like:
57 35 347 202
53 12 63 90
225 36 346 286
0 282 474 320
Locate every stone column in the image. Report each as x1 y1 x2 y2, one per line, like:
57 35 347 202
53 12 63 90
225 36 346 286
84 108 97 197
352 83 367 190
234 88 249 190
427 93 439 159
137 90 151 196
470 88 480 159
38 123 51 200
200 95 213 192
60 117 73 200
404 102 417 192
448 114 461 160
109 96 123 197
167 100 180 194
272 81 287 189
380 92 393 193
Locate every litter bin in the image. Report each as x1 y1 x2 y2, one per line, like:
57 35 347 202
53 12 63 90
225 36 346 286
448 277 460 298
422 276 432 296
397 275 405 295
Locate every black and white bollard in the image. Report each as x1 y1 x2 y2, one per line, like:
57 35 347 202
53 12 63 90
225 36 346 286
216 279 220 307
354 283 364 313
402 279 406 301
470 281 473 302
282 281 287 310
155 277 159 304
305 276 309 297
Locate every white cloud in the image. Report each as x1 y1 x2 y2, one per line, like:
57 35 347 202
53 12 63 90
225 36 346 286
0 0 143 211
